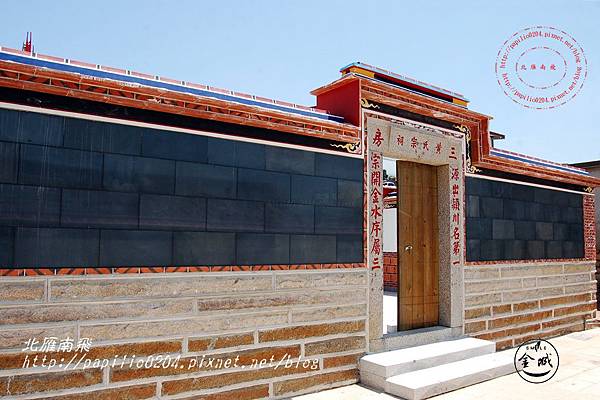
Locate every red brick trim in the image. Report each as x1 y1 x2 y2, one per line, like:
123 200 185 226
0 263 366 276
383 252 398 289
584 195 596 260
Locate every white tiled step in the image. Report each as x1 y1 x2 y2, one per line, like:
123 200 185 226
360 337 495 389
385 350 516 400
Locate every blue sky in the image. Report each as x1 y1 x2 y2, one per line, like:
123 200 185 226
2 0 598 163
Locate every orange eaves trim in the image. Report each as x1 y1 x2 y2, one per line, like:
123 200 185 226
0 59 361 144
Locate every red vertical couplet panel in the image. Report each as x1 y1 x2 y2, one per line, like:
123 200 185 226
369 150 383 269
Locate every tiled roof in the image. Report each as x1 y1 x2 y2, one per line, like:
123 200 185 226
0 47 344 123
491 148 591 177
340 62 469 102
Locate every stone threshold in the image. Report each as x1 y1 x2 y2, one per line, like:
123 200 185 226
380 326 464 352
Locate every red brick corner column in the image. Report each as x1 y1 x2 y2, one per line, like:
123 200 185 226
584 195 596 261
583 194 599 310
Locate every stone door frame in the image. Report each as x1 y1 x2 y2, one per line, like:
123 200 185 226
364 114 466 351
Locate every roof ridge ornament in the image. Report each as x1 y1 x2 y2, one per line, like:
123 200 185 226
22 32 33 53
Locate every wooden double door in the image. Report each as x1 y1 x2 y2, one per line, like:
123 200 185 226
397 161 439 331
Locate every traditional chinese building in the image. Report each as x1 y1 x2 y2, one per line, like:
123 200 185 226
0 48 597 399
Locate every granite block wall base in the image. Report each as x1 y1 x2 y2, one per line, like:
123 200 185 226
463 261 596 350
0 269 368 399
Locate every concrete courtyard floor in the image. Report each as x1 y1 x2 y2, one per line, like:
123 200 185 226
293 328 600 400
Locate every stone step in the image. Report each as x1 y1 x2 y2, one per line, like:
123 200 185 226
385 350 516 400
360 337 495 390
382 326 464 351
586 320 600 328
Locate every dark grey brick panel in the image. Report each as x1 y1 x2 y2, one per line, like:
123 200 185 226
535 222 554 241
236 233 289 264
290 235 336 264
466 176 583 261
466 195 479 218
176 162 236 198
336 234 363 263
207 138 265 169
480 239 504 261
206 199 264 232
504 240 526 260
104 154 175 194
467 240 480 261
569 224 583 241
0 110 64 146
526 241 545 259
564 241 584 258
140 194 206 231
0 109 364 268
15 227 99 268
63 118 142 155
515 221 536 240
265 147 315 175
99 230 172 266
237 168 290 203
503 200 526 220
315 153 363 181
315 206 362 234
291 175 337 206
466 218 492 240
547 241 563 259
173 232 235 265
337 180 363 208
142 130 207 163
0 227 13 266
0 184 60 226
61 189 139 229
0 141 18 183
492 219 514 240
265 203 313 234
235 141 266 170
20 145 103 189
479 197 503 219
553 223 569 240
0 108 20 143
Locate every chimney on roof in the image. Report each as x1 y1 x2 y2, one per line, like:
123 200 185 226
22 32 33 53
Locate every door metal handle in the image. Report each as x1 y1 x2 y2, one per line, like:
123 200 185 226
404 245 413 253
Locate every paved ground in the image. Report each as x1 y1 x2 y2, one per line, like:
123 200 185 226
293 328 600 400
